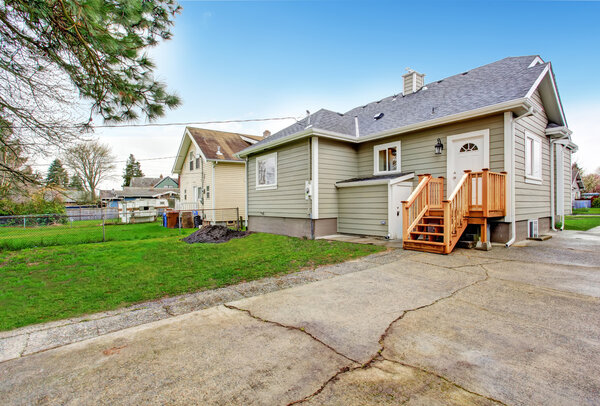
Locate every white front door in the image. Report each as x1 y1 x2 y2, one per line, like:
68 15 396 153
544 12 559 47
389 182 413 240
446 130 490 196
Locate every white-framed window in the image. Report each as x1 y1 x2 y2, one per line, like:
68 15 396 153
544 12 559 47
525 131 542 184
256 152 277 190
373 141 401 175
189 151 194 171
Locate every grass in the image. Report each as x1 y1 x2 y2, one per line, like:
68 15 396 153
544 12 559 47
0 219 195 251
0 232 383 331
564 216 600 231
572 208 600 215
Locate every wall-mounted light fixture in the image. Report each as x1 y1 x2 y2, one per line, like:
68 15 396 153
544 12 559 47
434 138 444 155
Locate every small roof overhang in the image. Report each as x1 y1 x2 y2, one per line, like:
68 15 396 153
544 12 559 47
335 172 414 188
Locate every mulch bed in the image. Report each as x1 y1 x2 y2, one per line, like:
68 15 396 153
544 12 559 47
182 225 251 244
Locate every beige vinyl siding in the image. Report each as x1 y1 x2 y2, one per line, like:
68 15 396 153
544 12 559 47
514 90 551 221
247 140 311 218
214 162 246 219
179 143 213 209
564 147 572 215
318 138 358 218
337 184 388 237
356 114 505 192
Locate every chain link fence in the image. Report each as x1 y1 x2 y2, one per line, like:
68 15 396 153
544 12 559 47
0 207 241 251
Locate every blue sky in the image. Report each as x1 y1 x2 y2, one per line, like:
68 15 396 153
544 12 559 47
95 0 600 188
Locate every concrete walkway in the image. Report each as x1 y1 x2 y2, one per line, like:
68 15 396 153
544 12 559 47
1 230 600 405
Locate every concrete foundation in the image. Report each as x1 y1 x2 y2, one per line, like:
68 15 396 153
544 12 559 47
489 217 551 243
248 216 337 239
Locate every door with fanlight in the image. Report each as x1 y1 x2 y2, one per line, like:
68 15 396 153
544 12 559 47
446 130 489 197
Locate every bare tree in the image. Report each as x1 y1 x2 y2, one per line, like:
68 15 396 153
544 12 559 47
63 140 115 200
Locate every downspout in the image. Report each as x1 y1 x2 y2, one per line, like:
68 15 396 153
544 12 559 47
506 106 535 247
554 138 570 230
245 156 249 228
550 140 555 231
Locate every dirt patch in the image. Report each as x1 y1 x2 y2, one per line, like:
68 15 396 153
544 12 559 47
182 225 250 244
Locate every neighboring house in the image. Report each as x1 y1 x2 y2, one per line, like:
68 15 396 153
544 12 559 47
571 165 584 203
171 127 262 221
238 56 577 251
100 176 179 208
130 176 178 189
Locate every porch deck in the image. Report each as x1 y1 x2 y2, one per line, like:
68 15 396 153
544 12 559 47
402 169 507 254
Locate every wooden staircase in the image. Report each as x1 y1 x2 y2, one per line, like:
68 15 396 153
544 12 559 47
402 169 507 254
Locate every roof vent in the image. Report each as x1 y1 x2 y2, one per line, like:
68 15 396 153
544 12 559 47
462 71 469 75
374 112 384 120
216 146 223 156
403 68 425 95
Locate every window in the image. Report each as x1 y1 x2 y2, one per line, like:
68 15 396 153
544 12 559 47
460 143 478 152
374 141 401 175
189 152 194 171
196 157 200 169
525 132 542 183
184 189 187 200
256 152 277 189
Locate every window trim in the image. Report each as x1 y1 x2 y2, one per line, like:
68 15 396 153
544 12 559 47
255 152 278 190
524 131 543 184
373 141 401 175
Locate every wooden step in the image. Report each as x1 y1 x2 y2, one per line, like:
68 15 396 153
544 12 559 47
410 231 444 236
403 239 447 254
416 223 444 228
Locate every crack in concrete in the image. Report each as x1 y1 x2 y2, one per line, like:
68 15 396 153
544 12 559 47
163 305 175 317
18 333 30 358
223 304 359 364
285 264 491 405
380 357 508 406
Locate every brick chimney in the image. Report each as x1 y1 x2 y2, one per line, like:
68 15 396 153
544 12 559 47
402 69 425 95
263 130 271 138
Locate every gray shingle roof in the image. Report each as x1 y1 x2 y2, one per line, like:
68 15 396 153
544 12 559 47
246 56 546 152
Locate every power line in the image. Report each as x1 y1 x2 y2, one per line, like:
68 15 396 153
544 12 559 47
3 116 299 130
30 155 177 167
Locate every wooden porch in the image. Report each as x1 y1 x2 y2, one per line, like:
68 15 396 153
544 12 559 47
402 169 507 254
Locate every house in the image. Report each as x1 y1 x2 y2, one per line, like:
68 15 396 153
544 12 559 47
100 176 180 208
171 127 262 222
237 56 577 253
130 176 179 189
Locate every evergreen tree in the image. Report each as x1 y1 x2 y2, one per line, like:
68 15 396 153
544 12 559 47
46 159 69 187
122 154 144 187
1 0 181 188
68 174 84 191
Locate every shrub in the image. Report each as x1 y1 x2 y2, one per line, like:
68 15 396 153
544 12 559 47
592 197 600 208
0 193 67 226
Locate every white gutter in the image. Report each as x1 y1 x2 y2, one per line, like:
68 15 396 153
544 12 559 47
506 105 535 247
549 135 570 231
237 99 532 158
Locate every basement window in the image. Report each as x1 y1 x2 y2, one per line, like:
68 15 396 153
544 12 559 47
374 141 401 175
525 131 542 184
256 152 277 190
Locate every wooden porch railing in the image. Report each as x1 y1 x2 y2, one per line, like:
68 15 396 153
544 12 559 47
402 174 432 242
402 169 507 253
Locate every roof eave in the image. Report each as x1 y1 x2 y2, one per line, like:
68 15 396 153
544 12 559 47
336 173 414 188
237 99 531 157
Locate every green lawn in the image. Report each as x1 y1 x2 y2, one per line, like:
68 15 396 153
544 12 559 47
564 216 600 231
0 232 383 331
0 219 195 251
572 208 600 215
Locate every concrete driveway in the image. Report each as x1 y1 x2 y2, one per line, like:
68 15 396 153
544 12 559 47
1 229 599 405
